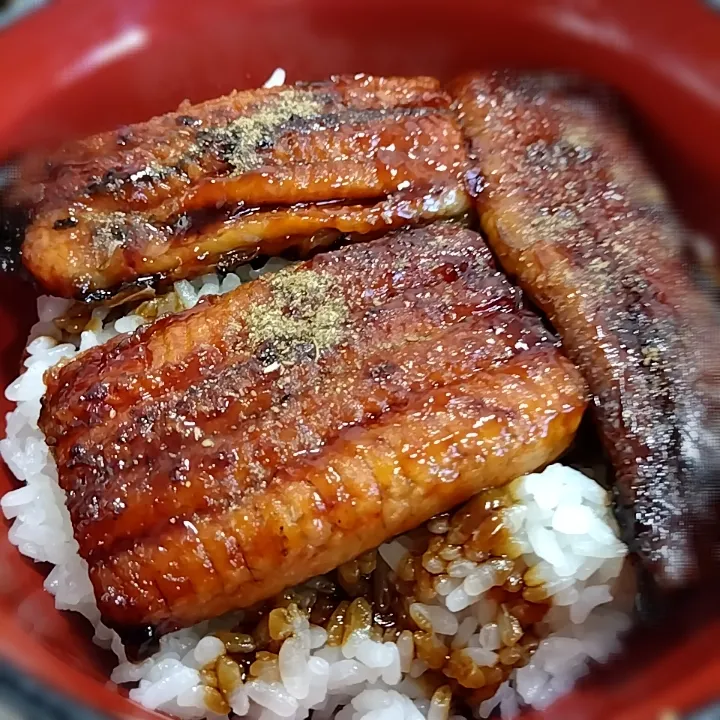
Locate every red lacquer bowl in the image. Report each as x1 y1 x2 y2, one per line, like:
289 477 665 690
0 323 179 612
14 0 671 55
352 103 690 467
1 1 719 718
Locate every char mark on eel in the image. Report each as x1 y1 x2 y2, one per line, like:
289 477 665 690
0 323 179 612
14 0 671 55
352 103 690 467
11 76 471 303
39 223 587 630
450 71 720 588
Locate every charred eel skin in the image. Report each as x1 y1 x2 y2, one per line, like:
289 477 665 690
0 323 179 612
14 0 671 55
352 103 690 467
451 71 720 588
12 76 471 302
39 224 587 629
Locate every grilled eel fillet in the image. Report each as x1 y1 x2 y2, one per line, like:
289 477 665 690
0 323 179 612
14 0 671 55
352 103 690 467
13 75 471 302
451 71 720 587
39 224 587 629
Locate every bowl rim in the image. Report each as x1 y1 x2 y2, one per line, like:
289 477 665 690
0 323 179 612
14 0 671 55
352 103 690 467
1 1 720 719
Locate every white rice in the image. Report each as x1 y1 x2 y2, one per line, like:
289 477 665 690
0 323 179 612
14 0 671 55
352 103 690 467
0 263 634 720
264 68 287 88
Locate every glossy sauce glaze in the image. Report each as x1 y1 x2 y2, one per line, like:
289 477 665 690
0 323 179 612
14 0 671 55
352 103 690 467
14 76 471 300
450 71 720 588
39 224 587 630
188 488 550 716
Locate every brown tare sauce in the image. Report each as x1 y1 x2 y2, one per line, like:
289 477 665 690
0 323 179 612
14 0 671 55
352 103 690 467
152 484 553 714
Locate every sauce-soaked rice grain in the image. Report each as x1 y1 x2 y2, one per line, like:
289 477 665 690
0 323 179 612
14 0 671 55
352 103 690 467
198 484 550 715
202 686 230 715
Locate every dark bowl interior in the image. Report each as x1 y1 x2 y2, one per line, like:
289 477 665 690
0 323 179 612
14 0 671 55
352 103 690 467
1 1 719 718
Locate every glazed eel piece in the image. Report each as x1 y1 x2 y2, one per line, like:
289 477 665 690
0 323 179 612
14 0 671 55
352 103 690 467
39 224 587 629
451 71 720 587
14 75 471 302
